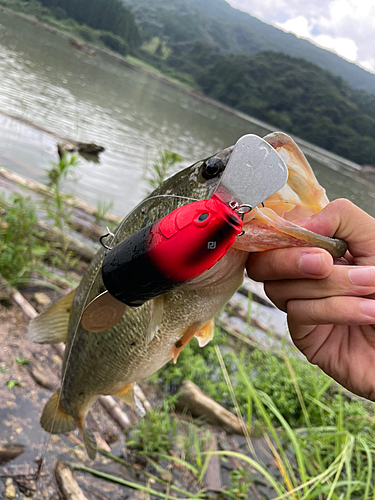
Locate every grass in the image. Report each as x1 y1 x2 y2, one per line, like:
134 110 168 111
0 192 49 287
144 148 183 193
140 301 375 499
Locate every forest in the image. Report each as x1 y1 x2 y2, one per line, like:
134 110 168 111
141 44 375 165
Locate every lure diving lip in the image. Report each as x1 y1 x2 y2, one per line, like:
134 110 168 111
81 134 289 332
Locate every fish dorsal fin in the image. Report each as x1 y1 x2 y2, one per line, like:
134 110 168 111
29 289 76 344
145 295 164 346
194 318 215 347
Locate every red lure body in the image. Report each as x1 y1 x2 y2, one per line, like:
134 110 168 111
102 197 243 307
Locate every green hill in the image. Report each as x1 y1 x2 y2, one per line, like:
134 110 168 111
124 0 375 95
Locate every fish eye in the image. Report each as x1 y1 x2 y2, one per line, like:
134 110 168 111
201 157 224 180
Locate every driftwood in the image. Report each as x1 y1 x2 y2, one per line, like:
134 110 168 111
4 283 133 431
0 444 25 466
0 167 121 224
57 141 105 159
175 381 244 435
54 461 88 500
134 384 152 413
27 362 56 392
203 434 222 492
34 219 97 262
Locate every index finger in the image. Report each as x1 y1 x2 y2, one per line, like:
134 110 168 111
246 247 333 282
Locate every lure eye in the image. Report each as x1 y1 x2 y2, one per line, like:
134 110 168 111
201 157 224 180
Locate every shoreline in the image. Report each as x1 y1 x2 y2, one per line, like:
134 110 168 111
0 5 362 174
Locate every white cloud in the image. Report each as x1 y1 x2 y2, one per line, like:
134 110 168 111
276 16 312 39
314 35 358 62
225 0 375 74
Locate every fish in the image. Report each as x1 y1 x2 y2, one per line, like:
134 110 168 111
29 132 346 459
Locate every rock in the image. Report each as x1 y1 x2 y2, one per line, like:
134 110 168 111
159 469 174 483
4 478 16 499
34 293 51 306
0 443 25 465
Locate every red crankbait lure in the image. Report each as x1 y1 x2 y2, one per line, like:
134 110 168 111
101 196 243 307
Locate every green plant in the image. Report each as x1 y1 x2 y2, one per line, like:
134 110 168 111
95 199 114 225
99 31 129 55
227 467 254 499
145 149 183 192
0 193 49 287
126 400 177 457
42 152 80 274
15 356 30 365
7 380 21 390
211 347 375 500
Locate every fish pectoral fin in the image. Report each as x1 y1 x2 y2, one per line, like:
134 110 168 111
145 296 164 346
77 423 97 460
29 289 76 344
172 321 207 364
115 383 136 408
194 319 215 347
40 390 76 434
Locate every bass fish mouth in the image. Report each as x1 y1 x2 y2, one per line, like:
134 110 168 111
231 132 347 259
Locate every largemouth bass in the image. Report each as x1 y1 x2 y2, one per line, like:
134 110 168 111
29 132 346 459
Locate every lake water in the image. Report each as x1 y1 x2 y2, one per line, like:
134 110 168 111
1 11 375 217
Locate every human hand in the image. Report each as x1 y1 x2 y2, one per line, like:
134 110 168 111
246 199 375 400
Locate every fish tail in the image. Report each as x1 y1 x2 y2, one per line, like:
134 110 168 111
77 423 97 460
40 389 76 434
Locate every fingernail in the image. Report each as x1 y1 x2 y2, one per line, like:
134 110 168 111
349 267 375 286
298 253 327 275
361 300 375 317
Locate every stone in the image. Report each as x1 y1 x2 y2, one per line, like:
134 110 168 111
34 293 51 306
4 478 17 499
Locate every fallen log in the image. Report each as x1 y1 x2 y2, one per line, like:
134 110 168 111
175 381 244 435
0 167 121 224
54 461 88 500
33 219 97 262
203 434 222 492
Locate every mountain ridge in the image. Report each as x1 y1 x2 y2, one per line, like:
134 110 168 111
124 0 375 95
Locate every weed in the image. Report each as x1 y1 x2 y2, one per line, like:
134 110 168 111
42 152 80 274
15 356 30 365
227 467 254 499
126 400 177 457
145 149 183 192
0 366 10 374
95 199 114 226
7 380 21 390
0 193 49 287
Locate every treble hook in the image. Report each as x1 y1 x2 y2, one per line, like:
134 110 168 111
100 227 115 250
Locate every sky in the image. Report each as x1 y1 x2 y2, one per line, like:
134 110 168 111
225 0 375 75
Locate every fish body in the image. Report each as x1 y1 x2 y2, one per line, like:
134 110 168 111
29 133 346 458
